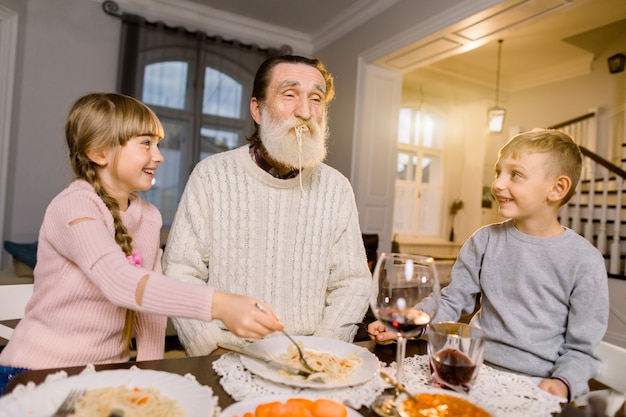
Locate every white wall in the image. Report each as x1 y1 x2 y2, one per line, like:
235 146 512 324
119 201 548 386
0 0 492 261
315 0 464 180
1 0 120 265
1 0 624 347
1 0 624 259
505 35 625 162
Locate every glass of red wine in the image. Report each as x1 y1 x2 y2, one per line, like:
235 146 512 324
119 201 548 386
427 322 486 393
370 253 440 417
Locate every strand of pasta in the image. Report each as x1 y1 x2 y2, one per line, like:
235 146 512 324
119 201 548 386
278 342 362 382
294 125 307 195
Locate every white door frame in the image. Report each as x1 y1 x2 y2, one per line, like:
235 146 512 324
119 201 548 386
351 58 401 255
0 4 18 267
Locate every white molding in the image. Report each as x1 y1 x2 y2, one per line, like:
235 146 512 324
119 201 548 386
423 54 593 92
362 0 505 64
509 55 593 91
99 0 312 54
312 0 400 51
605 330 626 349
96 0 399 56
0 4 18 259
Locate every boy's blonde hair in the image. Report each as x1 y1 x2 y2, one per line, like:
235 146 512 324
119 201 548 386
65 92 164 348
498 128 582 205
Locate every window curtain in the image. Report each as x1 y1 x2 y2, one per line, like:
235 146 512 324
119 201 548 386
116 12 285 100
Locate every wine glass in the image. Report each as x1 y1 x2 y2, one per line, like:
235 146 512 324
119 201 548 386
370 253 440 417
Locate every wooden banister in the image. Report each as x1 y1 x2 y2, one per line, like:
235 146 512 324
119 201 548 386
548 112 596 130
579 146 626 180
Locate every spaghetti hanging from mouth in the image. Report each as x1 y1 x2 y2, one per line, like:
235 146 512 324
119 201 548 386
294 125 308 195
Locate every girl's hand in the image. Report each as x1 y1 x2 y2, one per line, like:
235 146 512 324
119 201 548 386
212 292 284 338
368 320 397 344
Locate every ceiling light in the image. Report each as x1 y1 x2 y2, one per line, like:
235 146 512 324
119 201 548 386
488 39 506 133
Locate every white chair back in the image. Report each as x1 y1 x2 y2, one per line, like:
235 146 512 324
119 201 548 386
0 283 34 340
595 340 626 394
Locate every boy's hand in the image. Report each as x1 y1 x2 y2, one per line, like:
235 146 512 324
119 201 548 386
538 378 569 399
368 320 397 345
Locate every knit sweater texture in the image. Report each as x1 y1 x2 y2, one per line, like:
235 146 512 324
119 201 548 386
434 219 609 399
163 145 371 356
0 180 215 370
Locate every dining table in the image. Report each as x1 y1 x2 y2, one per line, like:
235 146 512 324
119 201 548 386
0 338 602 417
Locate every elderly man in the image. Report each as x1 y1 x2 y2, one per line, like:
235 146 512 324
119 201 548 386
163 55 371 356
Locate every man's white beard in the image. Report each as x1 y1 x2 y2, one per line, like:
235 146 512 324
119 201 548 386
259 106 328 169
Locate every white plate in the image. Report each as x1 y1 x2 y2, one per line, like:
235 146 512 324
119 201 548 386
239 336 379 389
396 390 494 417
0 368 215 417
220 395 362 417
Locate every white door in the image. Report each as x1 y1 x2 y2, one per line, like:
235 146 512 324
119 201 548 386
351 59 402 255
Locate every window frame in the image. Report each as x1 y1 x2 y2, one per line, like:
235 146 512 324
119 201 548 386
132 46 257 226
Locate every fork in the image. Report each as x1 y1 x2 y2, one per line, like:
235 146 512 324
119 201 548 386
254 302 316 373
281 330 316 373
52 389 84 416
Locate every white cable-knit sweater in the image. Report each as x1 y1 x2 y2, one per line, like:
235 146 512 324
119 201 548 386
163 146 372 355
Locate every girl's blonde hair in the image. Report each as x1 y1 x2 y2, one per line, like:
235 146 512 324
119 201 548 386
65 92 164 348
498 128 582 204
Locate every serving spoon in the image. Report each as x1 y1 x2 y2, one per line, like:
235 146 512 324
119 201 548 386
379 371 419 405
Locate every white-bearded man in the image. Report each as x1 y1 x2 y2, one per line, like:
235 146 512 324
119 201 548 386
163 55 371 356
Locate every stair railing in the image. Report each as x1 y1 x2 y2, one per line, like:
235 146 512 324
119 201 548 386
549 113 626 278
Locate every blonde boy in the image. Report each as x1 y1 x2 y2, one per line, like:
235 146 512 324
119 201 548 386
370 129 609 400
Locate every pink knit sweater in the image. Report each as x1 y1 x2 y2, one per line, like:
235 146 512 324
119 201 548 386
0 180 214 370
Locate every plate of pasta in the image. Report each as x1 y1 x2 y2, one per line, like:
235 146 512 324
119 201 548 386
0 368 217 417
239 336 379 389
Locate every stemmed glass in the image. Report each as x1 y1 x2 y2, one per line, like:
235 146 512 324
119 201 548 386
370 253 440 417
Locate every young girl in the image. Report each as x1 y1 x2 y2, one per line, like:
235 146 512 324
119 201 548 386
0 93 283 393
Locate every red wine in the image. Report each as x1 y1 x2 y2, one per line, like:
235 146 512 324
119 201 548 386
432 348 476 388
376 307 431 338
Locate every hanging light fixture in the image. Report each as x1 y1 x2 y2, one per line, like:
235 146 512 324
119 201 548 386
488 39 506 133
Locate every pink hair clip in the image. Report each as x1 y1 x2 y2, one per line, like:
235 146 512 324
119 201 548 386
126 252 142 267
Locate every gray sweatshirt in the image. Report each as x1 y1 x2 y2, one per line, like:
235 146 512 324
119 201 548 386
434 219 609 399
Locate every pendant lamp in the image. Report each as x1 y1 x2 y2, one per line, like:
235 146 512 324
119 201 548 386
488 39 506 133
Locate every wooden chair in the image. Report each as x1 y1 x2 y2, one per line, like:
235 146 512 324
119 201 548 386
0 283 34 341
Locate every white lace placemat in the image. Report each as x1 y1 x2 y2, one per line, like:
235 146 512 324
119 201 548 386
213 353 566 416
213 353 388 409
397 355 566 417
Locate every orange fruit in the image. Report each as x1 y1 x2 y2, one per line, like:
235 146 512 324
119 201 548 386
310 399 348 417
254 401 282 417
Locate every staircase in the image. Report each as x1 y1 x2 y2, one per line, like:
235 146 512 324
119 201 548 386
551 112 626 280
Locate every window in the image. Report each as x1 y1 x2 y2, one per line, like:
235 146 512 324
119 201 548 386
393 106 444 237
118 15 276 227
139 58 250 225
